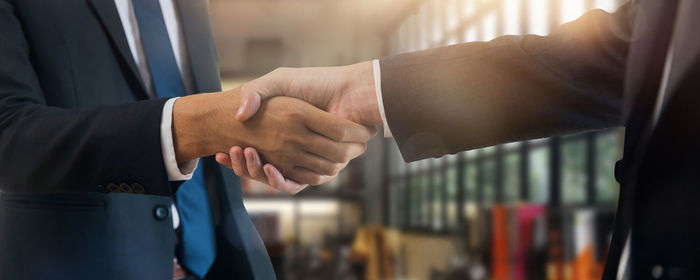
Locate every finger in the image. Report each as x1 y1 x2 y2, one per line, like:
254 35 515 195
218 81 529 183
244 147 267 181
286 167 333 186
305 109 376 143
215 152 232 169
264 164 307 194
229 146 251 178
303 135 367 163
296 151 344 176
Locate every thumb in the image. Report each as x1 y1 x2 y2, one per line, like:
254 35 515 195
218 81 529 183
235 87 262 122
235 69 290 121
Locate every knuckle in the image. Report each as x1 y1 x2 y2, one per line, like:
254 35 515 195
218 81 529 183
322 164 337 176
341 150 354 162
335 127 350 141
334 163 344 174
311 177 323 186
360 143 368 152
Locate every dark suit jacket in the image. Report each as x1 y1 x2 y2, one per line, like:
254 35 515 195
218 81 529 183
380 0 700 278
0 0 274 279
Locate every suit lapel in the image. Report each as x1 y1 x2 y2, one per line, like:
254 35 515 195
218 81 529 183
663 0 700 100
88 0 149 100
174 0 222 94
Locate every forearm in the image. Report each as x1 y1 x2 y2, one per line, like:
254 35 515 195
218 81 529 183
380 5 630 161
0 99 172 194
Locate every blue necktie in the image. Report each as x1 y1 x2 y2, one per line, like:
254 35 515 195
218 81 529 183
132 0 216 277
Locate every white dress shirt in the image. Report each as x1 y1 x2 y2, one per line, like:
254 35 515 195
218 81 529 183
114 0 198 182
116 0 195 230
372 59 393 138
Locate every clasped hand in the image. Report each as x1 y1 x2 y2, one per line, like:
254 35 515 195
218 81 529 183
214 61 381 193
172 85 376 194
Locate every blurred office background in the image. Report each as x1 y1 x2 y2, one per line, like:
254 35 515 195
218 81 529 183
210 0 626 279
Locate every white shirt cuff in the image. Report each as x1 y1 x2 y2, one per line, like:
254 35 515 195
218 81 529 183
373 59 393 138
161 97 199 181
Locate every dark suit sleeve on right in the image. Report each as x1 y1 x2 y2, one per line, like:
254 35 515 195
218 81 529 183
0 1 172 195
380 4 632 162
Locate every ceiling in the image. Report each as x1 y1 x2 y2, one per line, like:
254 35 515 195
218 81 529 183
208 0 422 77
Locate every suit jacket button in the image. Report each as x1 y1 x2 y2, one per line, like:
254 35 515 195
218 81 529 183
96 185 108 193
153 205 170 220
119 183 132 193
107 183 119 193
131 183 145 194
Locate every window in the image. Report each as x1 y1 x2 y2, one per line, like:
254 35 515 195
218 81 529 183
385 0 623 235
529 143 550 204
562 135 588 204
446 166 459 229
596 131 621 204
503 151 521 203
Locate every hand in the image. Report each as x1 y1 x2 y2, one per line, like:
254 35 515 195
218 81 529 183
172 88 376 188
215 146 316 194
217 62 383 193
216 145 328 194
234 61 383 126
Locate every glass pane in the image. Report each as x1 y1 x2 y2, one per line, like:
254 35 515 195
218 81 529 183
529 145 550 203
421 174 432 227
463 159 478 219
410 175 422 226
562 138 587 204
389 179 402 227
596 131 620 204
504 152 521 202
446 167 459 230
482 157 496 204
432 170 445 230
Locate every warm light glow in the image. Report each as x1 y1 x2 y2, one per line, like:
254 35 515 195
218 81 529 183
446 0 459 30
481 11 497 41
528 0 549 35
464 25 478 42
594 0 617 12
299 200 339 215
503 0 520 35
462 0 475 18
418 5 431 50
446 34 459 45
560 0 586 23
432 0 444 44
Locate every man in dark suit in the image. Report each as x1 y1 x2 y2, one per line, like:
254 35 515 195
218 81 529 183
232 1 700 278
0 0 375 279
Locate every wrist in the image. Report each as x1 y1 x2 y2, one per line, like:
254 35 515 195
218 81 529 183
172 92 241 163
345 60 382 126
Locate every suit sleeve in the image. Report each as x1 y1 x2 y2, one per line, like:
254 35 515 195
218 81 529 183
0 1 173 195
380 5 632 162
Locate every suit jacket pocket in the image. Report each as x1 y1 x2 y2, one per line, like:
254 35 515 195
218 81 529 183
0 192 105 211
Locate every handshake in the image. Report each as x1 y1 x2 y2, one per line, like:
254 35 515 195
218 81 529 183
172 61 382 194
